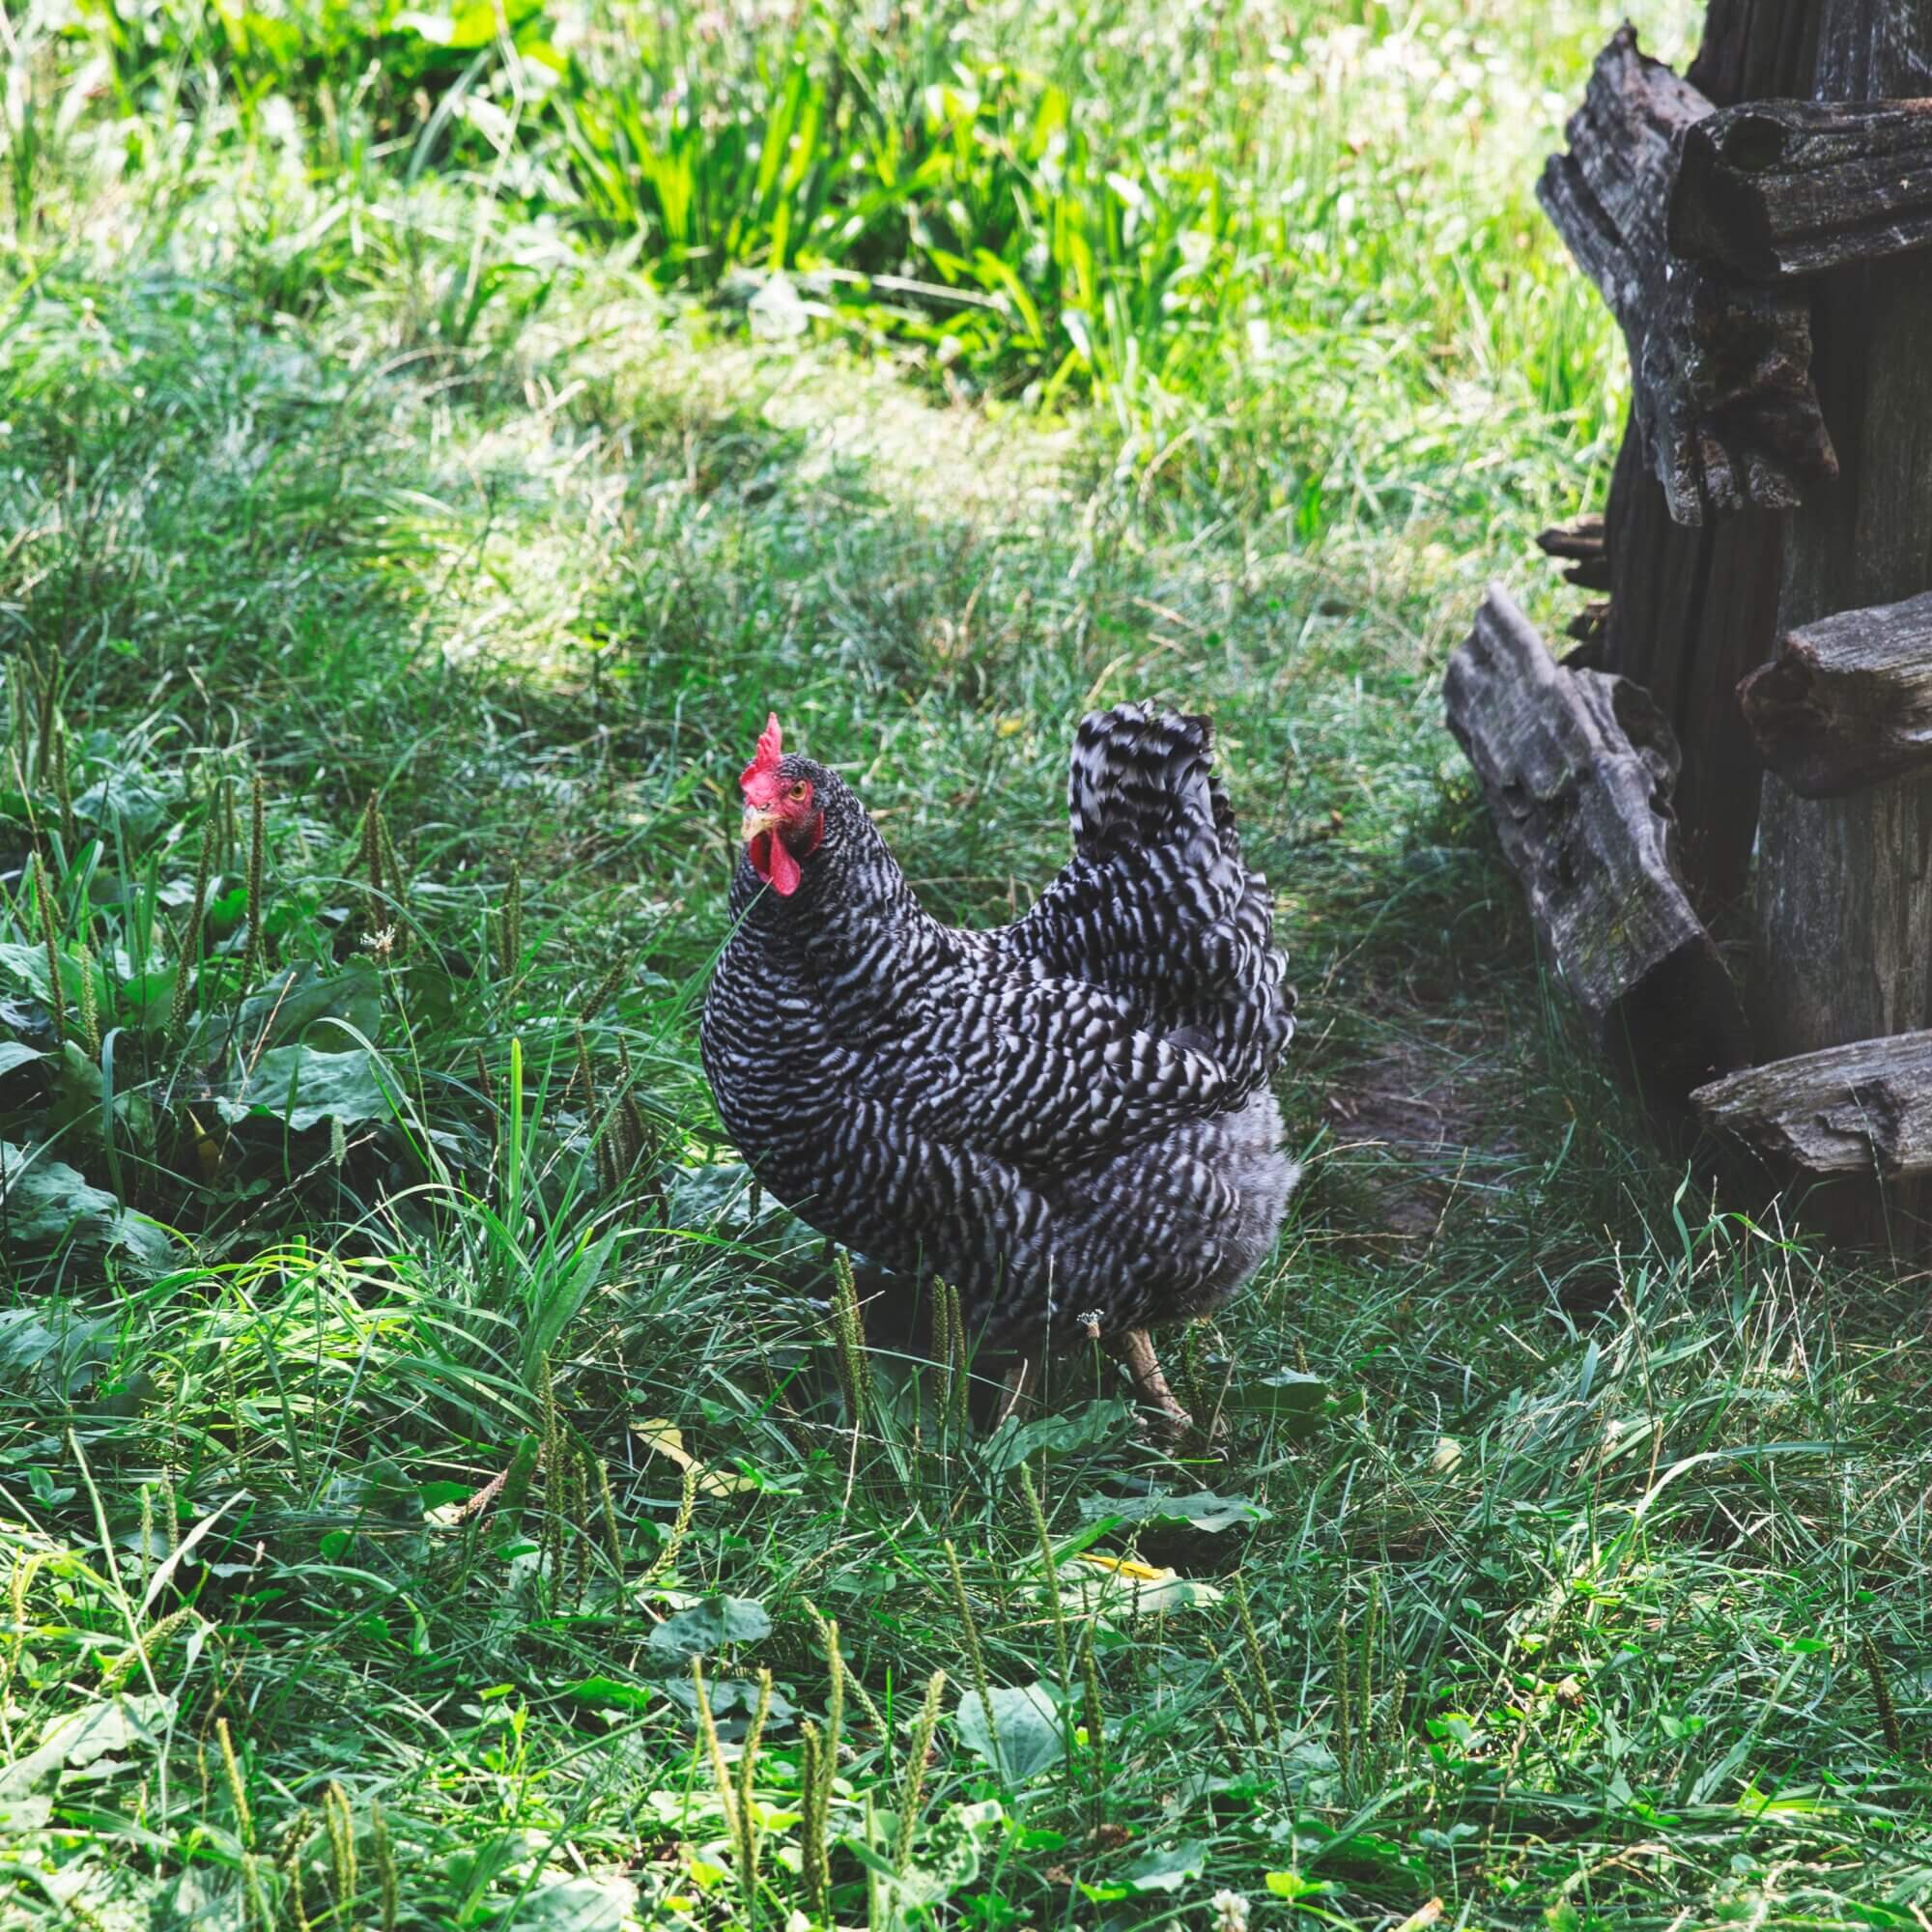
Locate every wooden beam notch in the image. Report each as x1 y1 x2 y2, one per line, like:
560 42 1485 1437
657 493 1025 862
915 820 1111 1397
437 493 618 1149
1536 515 1610 590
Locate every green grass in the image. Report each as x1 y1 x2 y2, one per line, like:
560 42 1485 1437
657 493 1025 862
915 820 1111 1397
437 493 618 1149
6 2 1932 1928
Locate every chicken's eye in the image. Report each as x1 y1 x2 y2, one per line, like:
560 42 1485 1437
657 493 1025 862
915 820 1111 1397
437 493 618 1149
787 781 810 802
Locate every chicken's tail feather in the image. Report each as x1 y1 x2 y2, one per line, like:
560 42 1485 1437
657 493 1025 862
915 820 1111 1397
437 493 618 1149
1067 702 1223 859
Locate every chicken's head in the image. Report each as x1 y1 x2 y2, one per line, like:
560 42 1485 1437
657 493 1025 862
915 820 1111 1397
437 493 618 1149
739 712 824 895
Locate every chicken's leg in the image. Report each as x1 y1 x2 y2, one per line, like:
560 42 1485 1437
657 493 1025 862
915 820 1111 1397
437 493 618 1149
995 1354 1038 1426
1106 1328 1192 1435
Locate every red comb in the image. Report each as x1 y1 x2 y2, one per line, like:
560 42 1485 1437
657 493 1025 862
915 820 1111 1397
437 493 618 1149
740 712 782 791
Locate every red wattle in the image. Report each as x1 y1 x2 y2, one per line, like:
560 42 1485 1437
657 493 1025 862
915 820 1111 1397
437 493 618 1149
768 836 803 895
748 830 803 895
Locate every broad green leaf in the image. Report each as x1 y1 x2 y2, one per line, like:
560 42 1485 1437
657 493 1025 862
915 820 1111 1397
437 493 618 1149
0 1694 174 1799
1078 1489 1270 1533
0 1303 119 1399
646 1595 772 1661
923 1798 1006 1889
0 1791 52 1834
662 1675 796 1724
1265 1870 1337 1901
565 1676 656 1713
980 1399 1133 1476
153 1866 247 1932
234 960 384 1051
955 1683 1063 1784
0 1141 173 1269
47 1040 154 1151
505 1878 635 1932
75 772 173 841
215 1044 394 1131
1223 1367 1330 1437
1123 1839 1207 1891
1080 1839 1208 1900
0 942 97 1011
0 1041 43 1077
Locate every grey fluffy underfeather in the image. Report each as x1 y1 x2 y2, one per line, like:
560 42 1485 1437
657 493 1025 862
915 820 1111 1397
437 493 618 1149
700 703 1298 1352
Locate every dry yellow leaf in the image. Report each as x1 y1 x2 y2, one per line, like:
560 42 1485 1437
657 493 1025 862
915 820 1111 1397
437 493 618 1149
632 1419 754 1496
1076 1552 1172 1582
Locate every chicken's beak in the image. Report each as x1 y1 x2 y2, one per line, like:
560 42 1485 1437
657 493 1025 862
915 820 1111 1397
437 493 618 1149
742 804 779 844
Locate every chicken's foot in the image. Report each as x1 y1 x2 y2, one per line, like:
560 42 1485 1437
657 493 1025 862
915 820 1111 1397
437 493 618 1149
1106 1328 1193 1436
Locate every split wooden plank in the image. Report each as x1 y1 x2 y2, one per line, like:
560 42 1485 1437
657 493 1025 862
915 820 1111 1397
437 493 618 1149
1693 1031 1932 1179
1672 98 1932 280
1537 26 1835 526
1444 585 1749 1104
1738 588 1932 797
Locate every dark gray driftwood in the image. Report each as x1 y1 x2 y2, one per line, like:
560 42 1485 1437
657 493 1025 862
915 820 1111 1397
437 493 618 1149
1672 98 1932 279
1444 585 1748 1102
1739 589 1932 796
1694 1032 1932 1179
1538 26 1835 526
1537 516 1610 589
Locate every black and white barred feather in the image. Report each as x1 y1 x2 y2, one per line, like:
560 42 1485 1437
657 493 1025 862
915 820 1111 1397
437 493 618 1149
700 703 1297 1351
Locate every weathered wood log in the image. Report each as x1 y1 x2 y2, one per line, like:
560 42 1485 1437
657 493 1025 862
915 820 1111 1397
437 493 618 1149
1538 26 1835 526
1751 0 1932 1251
1445 585 1748 1103
1694 1032 1932 1179
1590 1 1810 909
1672 98 1932 279
1738 589 1932 796
1537 516 1611 590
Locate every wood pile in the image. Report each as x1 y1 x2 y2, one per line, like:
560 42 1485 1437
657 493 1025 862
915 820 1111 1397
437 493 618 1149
1447 0 1932 1250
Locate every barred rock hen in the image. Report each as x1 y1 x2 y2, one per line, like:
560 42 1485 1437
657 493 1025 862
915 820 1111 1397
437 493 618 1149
700 704 1297 1433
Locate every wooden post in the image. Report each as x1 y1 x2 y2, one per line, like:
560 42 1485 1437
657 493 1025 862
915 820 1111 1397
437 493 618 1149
1672 99 1932 278
1581 1 1821 906
1751 0 1932 1248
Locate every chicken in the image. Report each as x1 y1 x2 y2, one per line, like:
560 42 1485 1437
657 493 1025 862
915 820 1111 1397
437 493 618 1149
700 703 1298 1433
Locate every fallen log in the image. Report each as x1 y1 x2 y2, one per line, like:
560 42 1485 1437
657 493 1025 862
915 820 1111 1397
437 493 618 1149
1444 585 1749 1103
1693 1031 1932 1179
1538 26 1835 525
1738 589 1932 797
1671 98 1932 280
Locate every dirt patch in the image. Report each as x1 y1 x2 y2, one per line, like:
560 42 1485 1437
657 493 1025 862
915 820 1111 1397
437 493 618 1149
1319 1032 1521 1238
